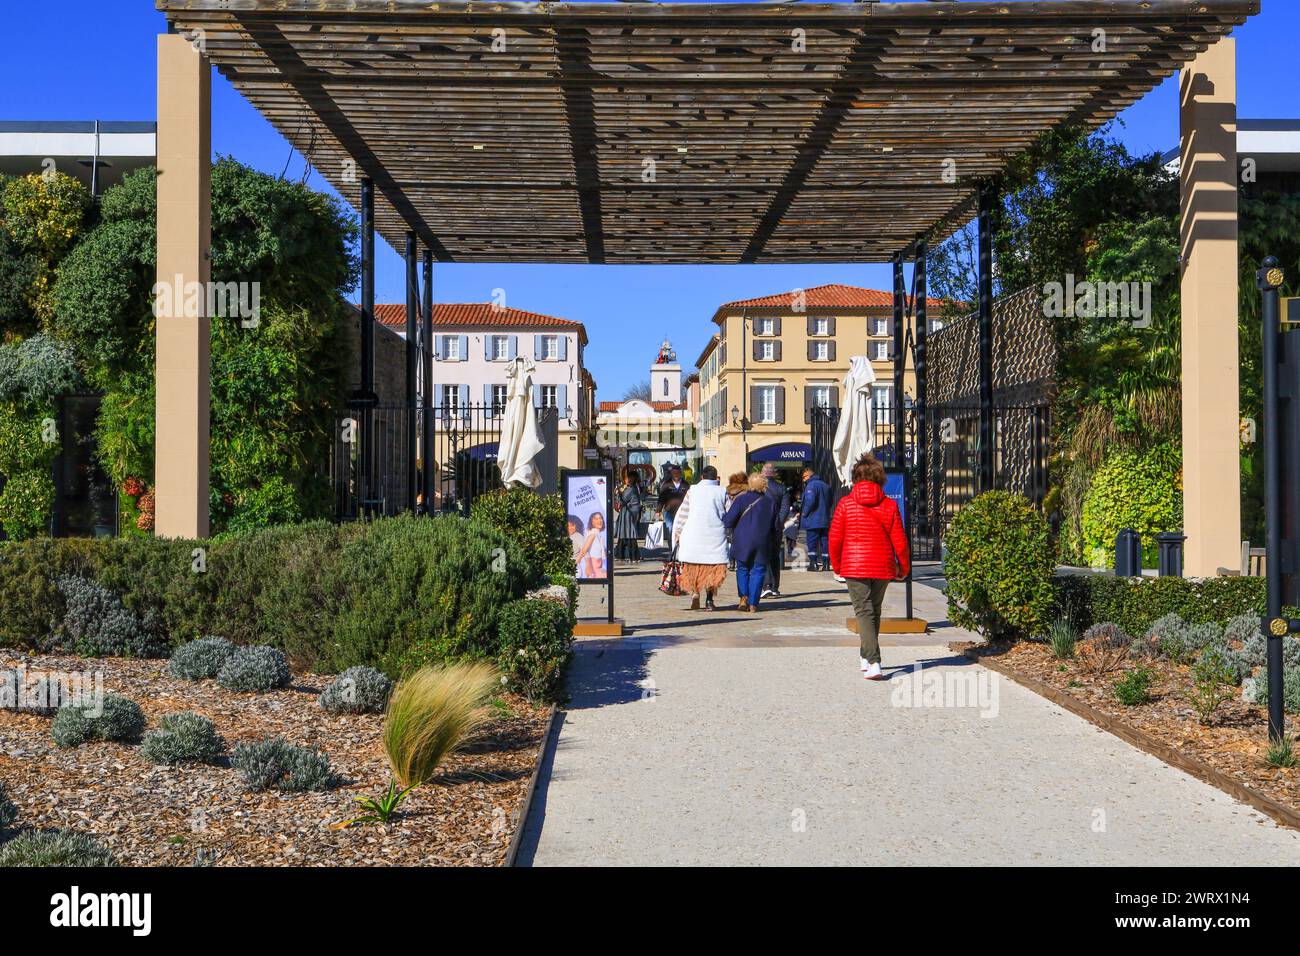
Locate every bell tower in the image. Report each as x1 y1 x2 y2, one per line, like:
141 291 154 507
650 338 682 403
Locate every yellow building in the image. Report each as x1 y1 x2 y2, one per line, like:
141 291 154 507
695 284 937 482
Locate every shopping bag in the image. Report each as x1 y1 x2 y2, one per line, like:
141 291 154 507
659 553 683 596
645 520 665 549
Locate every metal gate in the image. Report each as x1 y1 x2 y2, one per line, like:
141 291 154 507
330 403 559 519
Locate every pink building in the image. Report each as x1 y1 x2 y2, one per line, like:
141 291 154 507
374 303 594 470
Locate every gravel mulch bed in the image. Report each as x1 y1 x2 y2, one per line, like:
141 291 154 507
969 640 1300 815
0 652 550 866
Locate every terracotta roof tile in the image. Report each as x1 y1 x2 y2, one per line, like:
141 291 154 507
362 302 587 344
717 283 944 311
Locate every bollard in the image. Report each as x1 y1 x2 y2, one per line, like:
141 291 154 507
1155 532 1186 578
1114 528 1142 577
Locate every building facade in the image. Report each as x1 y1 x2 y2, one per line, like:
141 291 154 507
374 302 593 471
695 284 939 481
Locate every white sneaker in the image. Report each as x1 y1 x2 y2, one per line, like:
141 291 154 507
859 657 870 672
863 662 883 681
761 588 776 599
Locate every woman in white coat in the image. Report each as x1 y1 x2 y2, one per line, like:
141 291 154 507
671 465 730 611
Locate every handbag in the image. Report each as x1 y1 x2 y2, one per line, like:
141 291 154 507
659 546 684 596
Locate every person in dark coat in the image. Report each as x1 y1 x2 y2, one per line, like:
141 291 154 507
613 470 644 562
658 463 689 539
723 472 780 612
799 465 833 570
759 463 790 597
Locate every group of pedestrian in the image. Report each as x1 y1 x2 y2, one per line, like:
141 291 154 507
668 452 908 680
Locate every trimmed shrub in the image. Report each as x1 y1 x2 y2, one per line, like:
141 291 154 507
0 469 54 541
1082 622 1130 646
1054 573 1272 639
471 486 575 578
1243 631 1300 670
50 693 145 748
1253 664 1300 713
232 737 335 792
1114 666 1155 706
0 781 17 829
944 491 1055 641
55 575 167 659
216 645 291 693
0 829 116 867
320 666 392 714
494 597 576 701
169 636 235 681
141 711 224 765
1081 443 1182 568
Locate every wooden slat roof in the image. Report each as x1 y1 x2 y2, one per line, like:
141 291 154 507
156 0 1256 264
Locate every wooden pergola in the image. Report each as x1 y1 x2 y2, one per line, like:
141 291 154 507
158 0 1252 263
152 0 1255 579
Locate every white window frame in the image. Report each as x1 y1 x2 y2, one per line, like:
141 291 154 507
873 386 892 424
809 384 832 409
491 384 508 416
813 340 829 361
541 335 558 360
873 319 888 336
813 317 829 336
441 335 460 360
873 341 890 361
491 335 510 360
542 384 558 408
442 385 461 414
756 317 774 336
758 340 775 361
756 384 777 424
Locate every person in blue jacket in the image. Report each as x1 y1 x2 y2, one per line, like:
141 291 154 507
723 472 780 612
799 464 833 571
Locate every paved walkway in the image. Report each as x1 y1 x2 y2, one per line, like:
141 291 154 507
518 558 1300 865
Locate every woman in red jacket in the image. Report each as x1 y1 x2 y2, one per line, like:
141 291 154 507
829 454 910 681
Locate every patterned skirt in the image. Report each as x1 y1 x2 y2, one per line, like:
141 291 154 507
678 562 727 595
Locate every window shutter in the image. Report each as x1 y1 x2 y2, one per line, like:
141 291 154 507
828 316 836 336
720 342 726 366
806 315 815 337
830 385 840 408
432 335 443 361
533 384 543 407
772 316 782 336
558 336 568 361
458 385 470 418
829 340 837 362
775 386 786 425
804 386 814 424
458 334 468 361
721 386 727 424
807 340 815 362
432 385 443 414
773 340 782 362
749 385 758 422
752 339 761 361
483 383 494 413
484 336 492 360
534 336 543 360
557 384 568 414
508 335 518 360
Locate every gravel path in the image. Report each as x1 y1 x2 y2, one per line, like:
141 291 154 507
520 566 1300 866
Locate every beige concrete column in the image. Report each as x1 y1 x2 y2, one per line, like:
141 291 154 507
1179 39 1240 576
154 33 211 539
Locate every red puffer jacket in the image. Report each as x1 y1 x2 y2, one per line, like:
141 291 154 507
829 480 910 580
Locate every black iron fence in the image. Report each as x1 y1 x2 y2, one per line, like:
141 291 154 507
329 403 559 519
810 400 1050 559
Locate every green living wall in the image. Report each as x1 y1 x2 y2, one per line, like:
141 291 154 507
0 161 357 539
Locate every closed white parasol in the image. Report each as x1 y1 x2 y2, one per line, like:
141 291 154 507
831 355 877 484
496 356 546 489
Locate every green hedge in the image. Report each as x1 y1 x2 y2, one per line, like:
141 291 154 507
944 490 1056 641
0 515 549 678
1080 443 1182 568
471 486 576 579
1053 572 1280 637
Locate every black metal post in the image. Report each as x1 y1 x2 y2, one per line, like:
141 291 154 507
1260 256 1286 742
977 182 996 493
892 251 906 471
421 250 434 510
404 232 419 513
350 177 378 514
914 240 929 542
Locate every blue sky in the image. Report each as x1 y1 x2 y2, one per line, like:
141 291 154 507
0 1 1293 395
